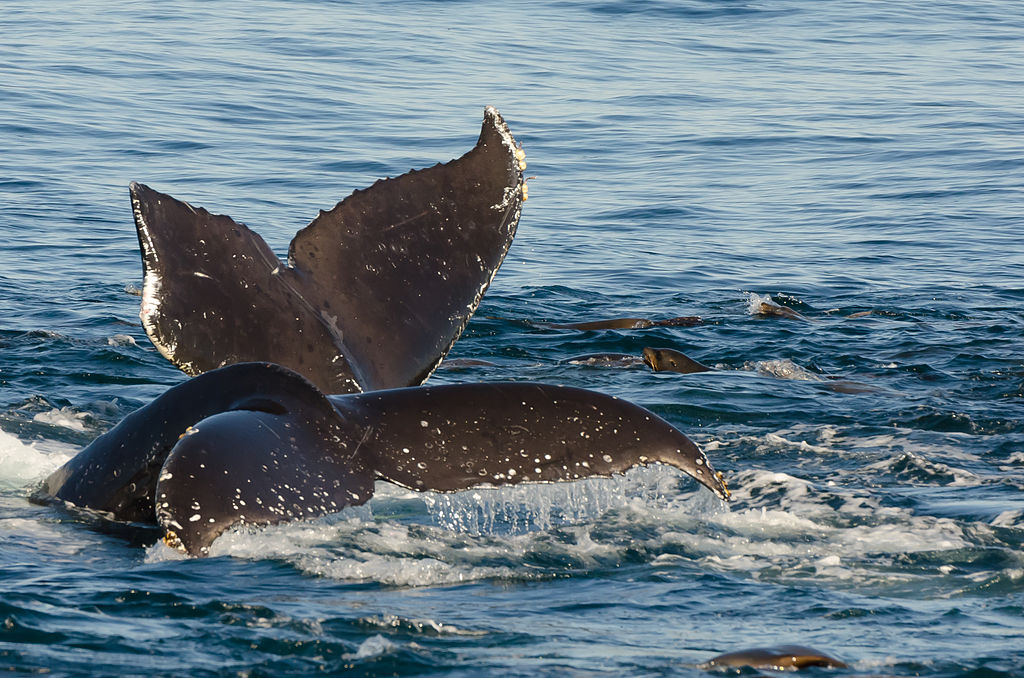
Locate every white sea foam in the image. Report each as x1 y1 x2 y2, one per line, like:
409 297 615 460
144 540 191 562
861 451 981 486
0 431 92 557
360 614 487 637
107 334 137 347
134 430 1009 594
31 407 91 432
203 517 523 586
0 428 74 489
0 517 64 541
153 469 725 585
761 430 835 455
147 472 987 592
680 466 976 588
1006 452 1024 465
745 291 773 314
991 510 1023 527
745 358 823 382
343 635 398 661
0 513 108 561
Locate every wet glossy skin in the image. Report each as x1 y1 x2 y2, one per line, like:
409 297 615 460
700 644 848 670
36 362 731 556
641 347 713 374
756 301 808 321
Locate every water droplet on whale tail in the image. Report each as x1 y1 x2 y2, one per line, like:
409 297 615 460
130 107 526 394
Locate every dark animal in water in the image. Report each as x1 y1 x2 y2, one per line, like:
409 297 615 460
36 362 731 556
34 108 731 556
699 644 848 670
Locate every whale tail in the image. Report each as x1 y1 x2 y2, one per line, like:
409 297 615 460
38 363 730 556
131 107 525 394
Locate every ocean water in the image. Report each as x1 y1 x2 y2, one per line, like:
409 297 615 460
2 0 1023 675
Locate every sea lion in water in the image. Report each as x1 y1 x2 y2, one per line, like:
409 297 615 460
131 106 524 394
563 349 709 371
642 350 878 393
755 301 808 321
566 348 875 394
642 347 713 374
542 316 703 330
34 362 732 557
699 644 848 670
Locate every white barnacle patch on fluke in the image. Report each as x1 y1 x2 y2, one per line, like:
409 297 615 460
133 192 200 373
485 105 516 153
162 530 186 554
490 185 520 210
139 269 168 347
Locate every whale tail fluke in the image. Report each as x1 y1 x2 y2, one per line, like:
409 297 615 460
339 381 730 500
38 363 728 556
131 107 525 394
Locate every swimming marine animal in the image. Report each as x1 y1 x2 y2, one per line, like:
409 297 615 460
34 107 731 555
36 362 731 556
560 348 711 374
699 644 848 671
641 347 713 374
754 299 808 321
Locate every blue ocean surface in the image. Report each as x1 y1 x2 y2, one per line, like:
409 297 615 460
2 0 1023 675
